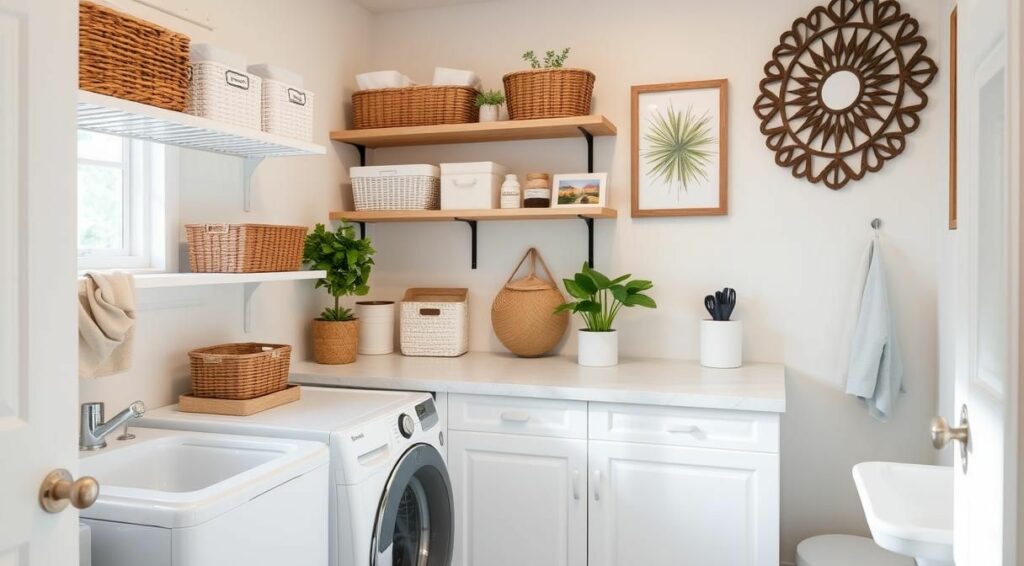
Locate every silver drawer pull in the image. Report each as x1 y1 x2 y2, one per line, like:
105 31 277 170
499 411 531 423
666 425 701 435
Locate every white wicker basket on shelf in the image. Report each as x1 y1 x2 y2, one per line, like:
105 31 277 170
262 79 314 141
400 288 469 357
350 164 440 211
187 61 262 130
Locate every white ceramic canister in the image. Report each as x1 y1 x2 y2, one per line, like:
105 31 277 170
355 301 395 355
700 320 742 368
577 329 618 367
479 104 500 122
500 174 521 209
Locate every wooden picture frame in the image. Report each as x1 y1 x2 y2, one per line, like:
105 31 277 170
949 6 958 230
631 79 728 217
551 173 608 208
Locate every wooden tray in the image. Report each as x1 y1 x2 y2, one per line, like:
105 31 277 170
178 384 300 416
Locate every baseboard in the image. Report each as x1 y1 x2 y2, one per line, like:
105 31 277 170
780 561 796 566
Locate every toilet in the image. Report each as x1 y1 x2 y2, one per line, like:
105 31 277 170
797 534 915 566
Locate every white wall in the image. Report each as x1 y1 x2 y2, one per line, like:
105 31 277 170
363 1 949 562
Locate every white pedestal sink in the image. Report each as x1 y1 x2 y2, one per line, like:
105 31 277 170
852 462 954 566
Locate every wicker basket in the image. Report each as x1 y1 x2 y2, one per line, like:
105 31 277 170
185 224 306 273
400 288 469 357
189 343 291 400
262 79 314 141
79 0 190 112
502 68 595 120
352 85 479 129
187 61 262 130
491 249 569 357
351 165 440 211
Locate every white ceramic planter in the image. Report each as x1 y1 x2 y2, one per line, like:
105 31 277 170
355 301 395 355
479 104 500 122
700 320 743 368
577 329 618 367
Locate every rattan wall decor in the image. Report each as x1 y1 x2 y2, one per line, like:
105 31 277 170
753 0 937 190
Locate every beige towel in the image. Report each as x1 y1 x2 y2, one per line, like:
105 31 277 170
78 271 136 378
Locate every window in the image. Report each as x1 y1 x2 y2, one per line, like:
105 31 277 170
77 130 167 270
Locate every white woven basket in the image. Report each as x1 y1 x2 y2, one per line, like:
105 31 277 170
400 288 469 357
351 165 440 211
262 79 314 141
187 61 262 130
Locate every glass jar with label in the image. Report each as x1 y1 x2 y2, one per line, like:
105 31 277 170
523 172 551 208
500 174 521 209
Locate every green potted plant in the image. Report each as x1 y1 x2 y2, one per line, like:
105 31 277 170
554 263 656 367
475 89 506 123
303 223 375 364
503 47 595 120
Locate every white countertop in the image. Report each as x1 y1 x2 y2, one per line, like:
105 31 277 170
289 352 786 413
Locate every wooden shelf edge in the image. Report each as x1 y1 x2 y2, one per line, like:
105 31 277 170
329 115 616 148
328 207 617 223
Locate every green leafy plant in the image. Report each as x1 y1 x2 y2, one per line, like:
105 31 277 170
303 223 375 322
643 103 717 193
522 47 571 69
554 263 656 332
475 89 506 107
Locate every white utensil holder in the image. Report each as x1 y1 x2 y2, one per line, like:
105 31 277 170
700 320 742 368
577 329 618 367
355 301 395 355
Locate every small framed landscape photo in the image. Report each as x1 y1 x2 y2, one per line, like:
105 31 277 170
552 173 607 208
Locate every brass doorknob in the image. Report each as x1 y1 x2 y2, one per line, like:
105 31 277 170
931 413 969 449
39 469 100 513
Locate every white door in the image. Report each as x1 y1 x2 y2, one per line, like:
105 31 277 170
447 431 587 566
950 0 1021 563
588 440 778 566
0 0 81 564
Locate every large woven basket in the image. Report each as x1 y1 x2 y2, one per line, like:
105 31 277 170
400 288 469 357
352 85 479 129
502 68 595 120
189 343 291 400
491 249 569 357
187 61 262 130
186 224 306 273
79 0 190 112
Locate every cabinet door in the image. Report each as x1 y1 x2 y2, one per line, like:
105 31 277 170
448 431 587 566
588 440 779 566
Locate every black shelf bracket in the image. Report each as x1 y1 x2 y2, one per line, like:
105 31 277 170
348 143 367 167
578 127 594 173
357 221 366 240
579 215 595 268
454 219 478 269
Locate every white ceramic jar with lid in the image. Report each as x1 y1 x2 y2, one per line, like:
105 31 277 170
500 174 521 209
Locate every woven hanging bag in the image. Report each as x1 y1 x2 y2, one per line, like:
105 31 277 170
491 249 569 357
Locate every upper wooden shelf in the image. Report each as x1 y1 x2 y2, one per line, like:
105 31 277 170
329 115 617 148
329 207 617 222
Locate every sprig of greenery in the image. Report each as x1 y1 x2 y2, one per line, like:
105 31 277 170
522 47 571 69
554 263 656 332
475 89 506 107
302 223 375 322
643 103 717 193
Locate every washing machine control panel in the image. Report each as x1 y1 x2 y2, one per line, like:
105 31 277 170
414 398 439 431
397 413 415 438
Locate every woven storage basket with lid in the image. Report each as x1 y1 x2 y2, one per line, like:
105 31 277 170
491 248 569 357
188 343 291 400
502 68 595 120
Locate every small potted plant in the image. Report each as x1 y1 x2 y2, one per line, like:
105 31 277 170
554 263 656 367
475 89 506 122
503 48 595 120
303 223 375 364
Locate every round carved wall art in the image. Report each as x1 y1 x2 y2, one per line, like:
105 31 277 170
754 0 937 190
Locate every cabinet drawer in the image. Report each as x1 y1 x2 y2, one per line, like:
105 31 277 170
589 403 779 453
449 394 587 439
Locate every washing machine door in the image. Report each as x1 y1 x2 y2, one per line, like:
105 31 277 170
371 443 453 566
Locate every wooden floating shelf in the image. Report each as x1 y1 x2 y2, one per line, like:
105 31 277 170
134 270 326 290
329 207 617 223
330 115 616 148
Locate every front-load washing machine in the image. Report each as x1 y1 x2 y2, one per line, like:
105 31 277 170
139 386 453 566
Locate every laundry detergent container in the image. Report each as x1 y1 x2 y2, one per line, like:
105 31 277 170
440 161 506 209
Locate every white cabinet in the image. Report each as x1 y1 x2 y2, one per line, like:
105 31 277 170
587 440 779 566
448 430 587 566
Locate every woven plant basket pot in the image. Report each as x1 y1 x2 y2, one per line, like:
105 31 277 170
502 68 595 120
312 319 360 365
188 343 291 400
79 0 190 112
491 248 569 357
353 85 479 129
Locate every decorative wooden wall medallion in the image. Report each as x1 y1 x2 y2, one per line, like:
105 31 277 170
753 0 937 190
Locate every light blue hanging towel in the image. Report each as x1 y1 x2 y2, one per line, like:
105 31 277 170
845 238 904 421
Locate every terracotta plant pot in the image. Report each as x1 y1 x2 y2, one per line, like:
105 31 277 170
312 319 360 365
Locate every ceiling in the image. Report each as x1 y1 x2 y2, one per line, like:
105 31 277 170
352 0 493 13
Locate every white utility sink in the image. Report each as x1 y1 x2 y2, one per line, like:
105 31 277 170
853 462 954 566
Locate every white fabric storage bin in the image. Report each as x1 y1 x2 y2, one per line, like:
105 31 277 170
439 162 506 210
260 79 314 141
187 61 262 130
350 164 440 211
400 288 468 357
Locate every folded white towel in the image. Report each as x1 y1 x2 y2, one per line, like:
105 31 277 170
190 43 247 70
356 71 413 91
248 64 304 88
78 271 136 378
432 67 481 90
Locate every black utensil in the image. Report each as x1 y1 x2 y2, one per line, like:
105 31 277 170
720 288 736 321
704 295 719 320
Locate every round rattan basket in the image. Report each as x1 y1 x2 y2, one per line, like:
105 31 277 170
312 319 360 365
491 249 568 357
502 68 595 120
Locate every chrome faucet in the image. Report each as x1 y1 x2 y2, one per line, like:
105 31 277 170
80 401 146 451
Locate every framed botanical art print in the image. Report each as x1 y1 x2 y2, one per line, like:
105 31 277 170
631 79 728 217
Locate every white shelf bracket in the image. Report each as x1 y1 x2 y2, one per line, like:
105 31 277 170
242 156 265 212
243 282 260 333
